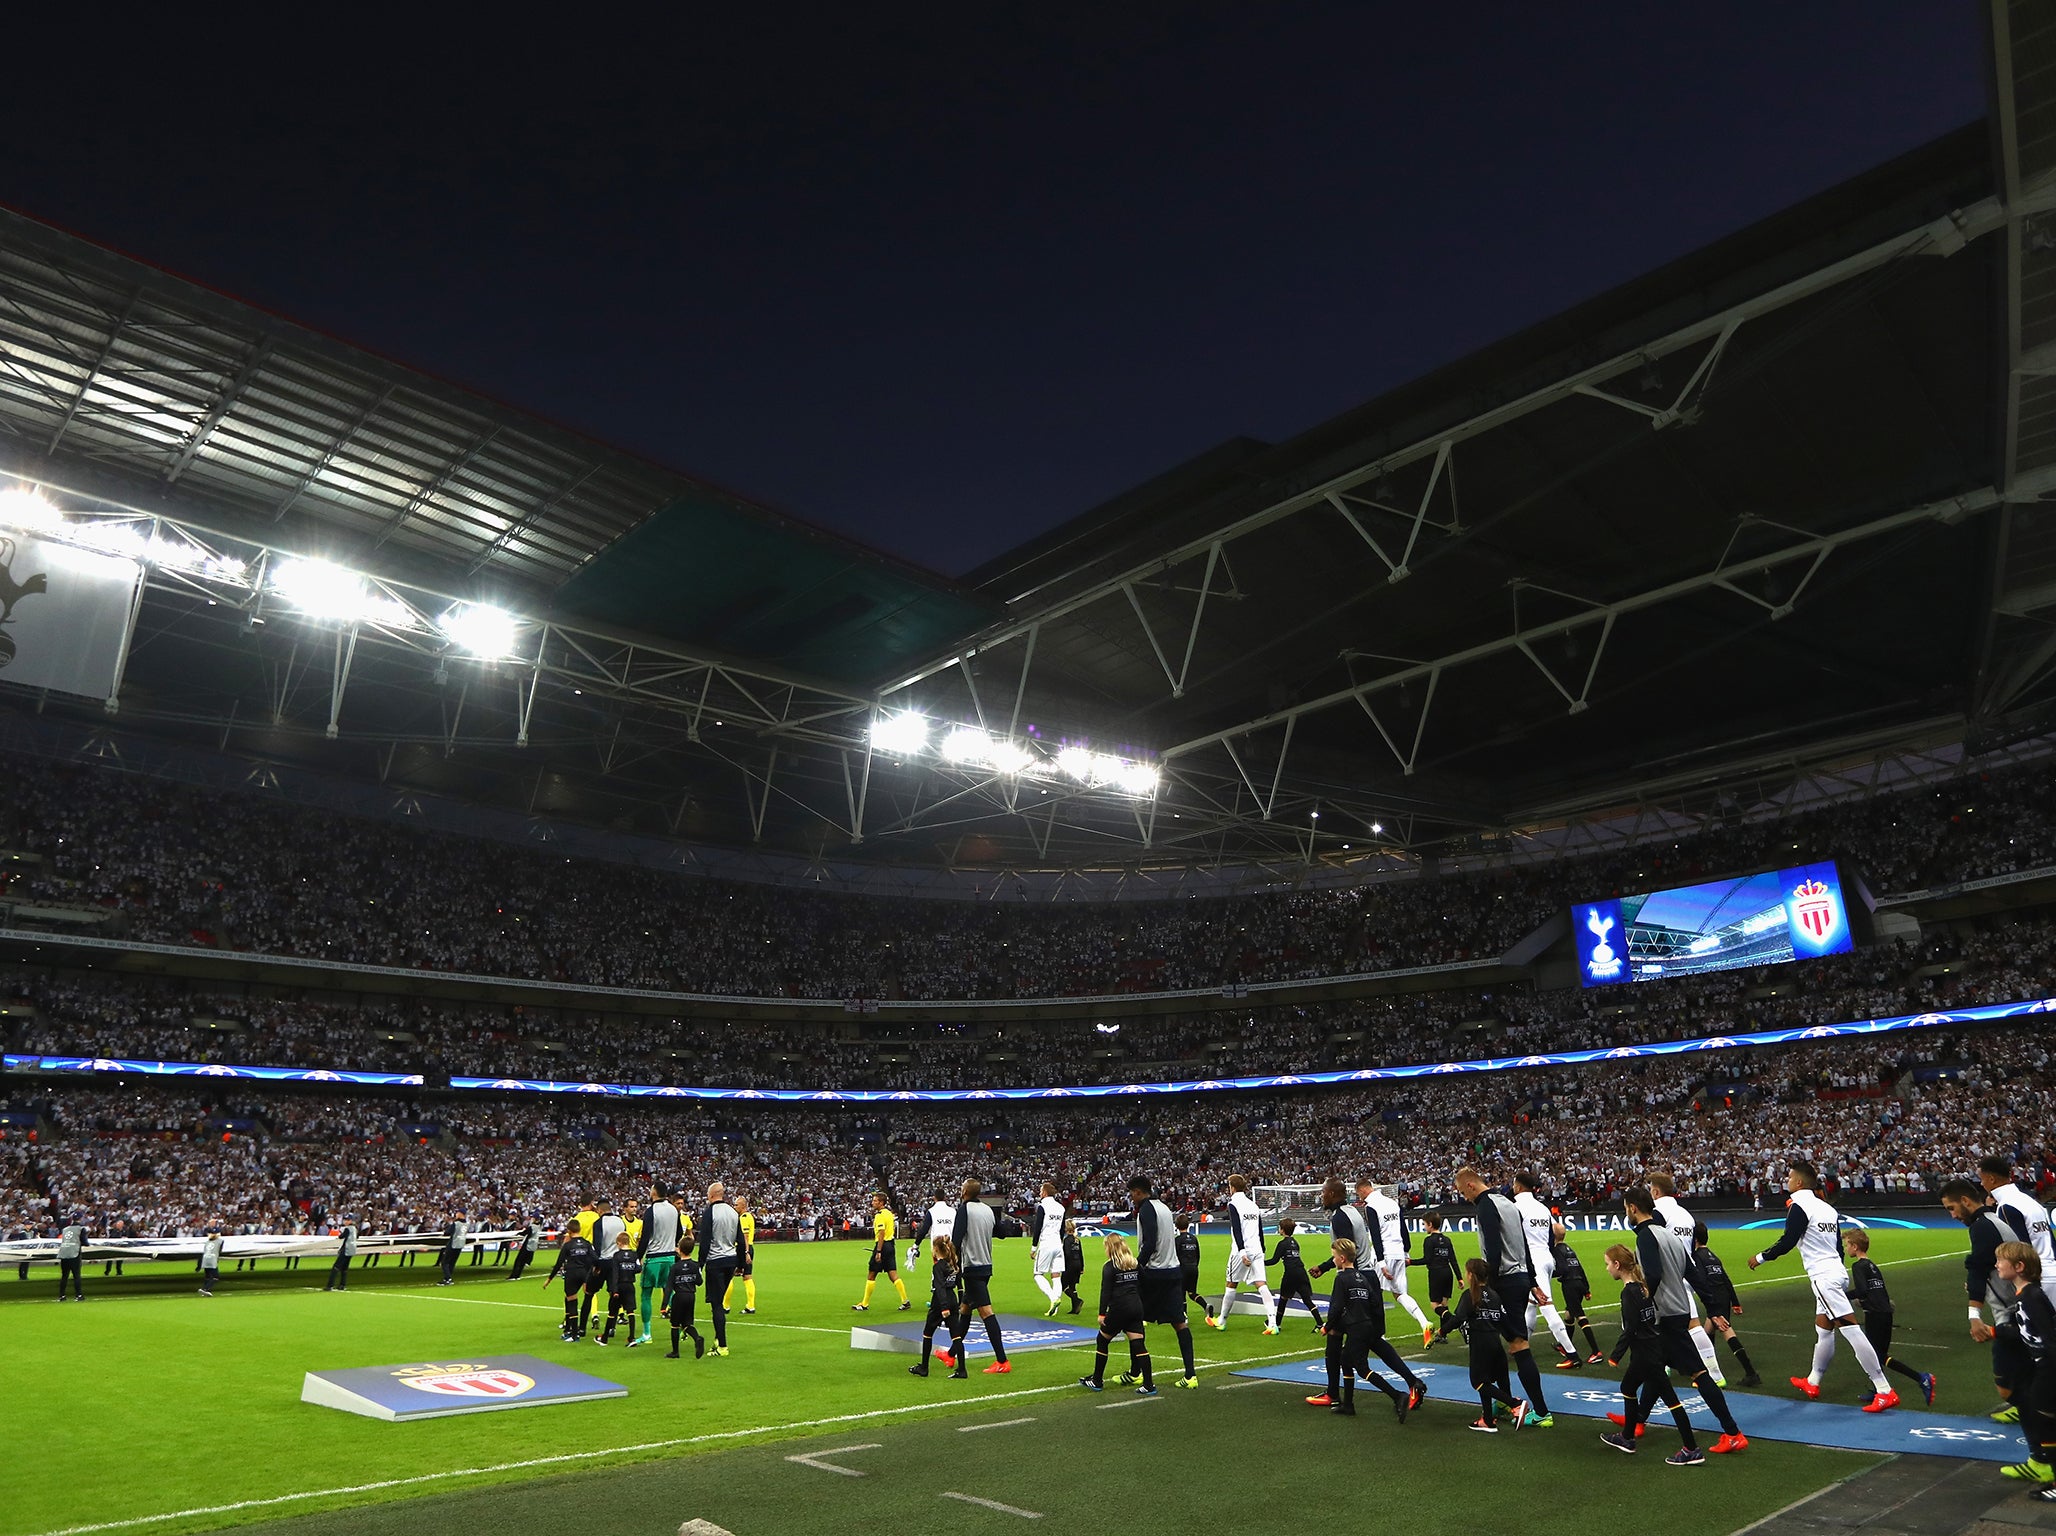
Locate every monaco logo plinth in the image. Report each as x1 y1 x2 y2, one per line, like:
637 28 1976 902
301 1354 626 1421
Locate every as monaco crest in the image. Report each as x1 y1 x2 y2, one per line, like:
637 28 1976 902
1790 878 1838 942
396 1364 535 1398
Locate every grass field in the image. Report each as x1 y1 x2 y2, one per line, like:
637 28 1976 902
2 1225 1995 1536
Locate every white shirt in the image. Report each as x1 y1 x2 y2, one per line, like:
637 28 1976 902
1786 1188 1849 1279
1652 1194 1696 1248
1227 1192 1264 1258
1365 1190 1408 1267
1512 1191 1557 1272
1992 1184 2056 1302
1036 1196 1065 1253
926 1200 956 1241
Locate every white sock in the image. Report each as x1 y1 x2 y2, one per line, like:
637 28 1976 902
1838 1323 1889 1391
1690 1325 1719 1375
1034 1274 1058 1303
1808 1325 1835 1385
1254 1284 1276 1318
1396 1291 1432 1330
1217 1285 1237 1323
1539 1304 1575 1354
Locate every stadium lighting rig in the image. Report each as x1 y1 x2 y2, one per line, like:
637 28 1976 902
867 710 1161 797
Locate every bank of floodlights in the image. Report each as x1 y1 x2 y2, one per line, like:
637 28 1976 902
867 710 1159 797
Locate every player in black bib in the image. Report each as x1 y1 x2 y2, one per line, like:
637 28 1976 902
1323 1239 1420 1420
1422 1214 1458 1327
1173 1211 1213 1320
544 1228 597 1341
1845 1228 1936 1405
910 1235 968 1378
1549 1235 1604 1364
1438 1258 1529 1432
1597 1243 1703 1464
1079 1233 1152 1394
1267 1218 1324 1332
664 1253 706 1359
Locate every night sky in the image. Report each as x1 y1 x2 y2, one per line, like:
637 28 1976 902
5 9 1984 579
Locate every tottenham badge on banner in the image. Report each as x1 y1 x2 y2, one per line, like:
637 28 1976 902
0 532 141 701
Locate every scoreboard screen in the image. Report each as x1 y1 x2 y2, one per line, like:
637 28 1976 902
1572 860 1855 988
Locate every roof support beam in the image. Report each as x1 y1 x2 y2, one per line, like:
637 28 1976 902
46 287 143 456
880 190 2023 698
164 337 273 484
1166 479 2041 763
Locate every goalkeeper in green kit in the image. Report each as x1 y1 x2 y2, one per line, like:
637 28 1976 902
636 1182 685 1346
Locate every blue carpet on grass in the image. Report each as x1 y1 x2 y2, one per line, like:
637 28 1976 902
1231 1356 2027 1463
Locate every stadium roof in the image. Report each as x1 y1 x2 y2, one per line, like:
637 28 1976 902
1 9 2052 891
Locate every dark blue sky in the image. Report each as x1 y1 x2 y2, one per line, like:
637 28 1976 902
5 9 1985 577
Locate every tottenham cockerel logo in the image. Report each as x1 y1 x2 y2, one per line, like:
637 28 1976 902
0 536 51 671
1790 878 1839 942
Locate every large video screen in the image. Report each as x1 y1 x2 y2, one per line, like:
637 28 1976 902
1572 860 1854 988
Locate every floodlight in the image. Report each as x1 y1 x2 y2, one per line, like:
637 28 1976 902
986 737 1033 775
1054 745 1093 781
868 711 930 755
71 520 148 559
270 558 414 627
1370 821 1384 835
1113 761 1160 796
0 487 63 534
438 602 519 659
940 725 990 764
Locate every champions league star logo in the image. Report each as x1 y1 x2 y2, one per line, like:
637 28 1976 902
1790 878 1839 942
1583 908 1622 981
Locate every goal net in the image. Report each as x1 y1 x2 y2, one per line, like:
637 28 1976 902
1253 1184 1326 1226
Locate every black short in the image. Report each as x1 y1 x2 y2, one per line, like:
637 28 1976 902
960 1265 993 1311
583 1272 606 1294
1656 1316 1702 1378
868 1248 895 1276
1427 1267 1454 1303
1994 1327 2034 1393
1702 1304 1733 1328
1140 1268 1185 1325
1489 1272 1533 1340
1560 1283 1590 1316
1178 1264 1201 1295
1860 1310 1893 1358
1101 1303 1145 1335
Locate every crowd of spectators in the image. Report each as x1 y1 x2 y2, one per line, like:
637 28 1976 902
9 909 2050 1090
6 1018 2048 1249
3 747 2056 1001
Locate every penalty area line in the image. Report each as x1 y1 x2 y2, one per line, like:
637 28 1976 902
28 1347 1321 1536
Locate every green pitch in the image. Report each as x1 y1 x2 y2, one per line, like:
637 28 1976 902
2 1226 1989 1536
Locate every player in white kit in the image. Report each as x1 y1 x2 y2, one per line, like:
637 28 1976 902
1648 1172 1727 1384
1510 1172 1579 1363
1208 1175 1276 1332
1749 1160 1898 1411
1358 1178 1436 1346
908 1189 956 1273
1031 1182 1069 1317
1982 1156 2056 1308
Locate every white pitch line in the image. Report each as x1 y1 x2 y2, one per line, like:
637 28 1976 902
940 1492 1042 1519
27 1346 1323 1536
957 1417 1037 1432
1094 1394 1162 1409
1214 1378 1277 1390
784 1444 881 1478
